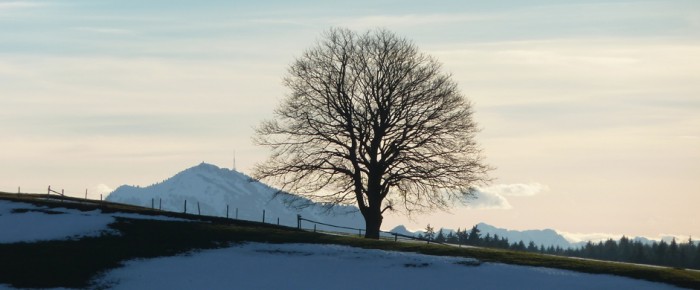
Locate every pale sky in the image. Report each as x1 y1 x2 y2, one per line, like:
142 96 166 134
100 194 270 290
1 0 698 240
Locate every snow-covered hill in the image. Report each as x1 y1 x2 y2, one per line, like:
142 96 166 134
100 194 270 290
0 198 685 290
99 243 682 290
106 163 365 232
0 199 186 244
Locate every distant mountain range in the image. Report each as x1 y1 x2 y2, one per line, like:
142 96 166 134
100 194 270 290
106 163 656 248
390 223 574 249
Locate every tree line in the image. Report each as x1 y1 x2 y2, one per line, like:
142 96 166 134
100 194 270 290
418 224 700 270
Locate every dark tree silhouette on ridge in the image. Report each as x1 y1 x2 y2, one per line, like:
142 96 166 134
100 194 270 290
254 28 490 239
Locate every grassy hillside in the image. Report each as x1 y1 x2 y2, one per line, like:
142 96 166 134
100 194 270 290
1 192 699 289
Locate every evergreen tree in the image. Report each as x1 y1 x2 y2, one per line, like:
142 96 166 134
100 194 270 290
619 236 631 260
679 237 693 268
435 229 446 243
499 236 510 249
527 241 538 252
554 245 563 255
482 233 493 246
457 228 469 245
513 241 526 251
631 241 646 264
582 241 595 258
669 238 680 266
656 240 669 265
603 239 618 261
694 243 700 269
446 231 458 244
467 225 481 246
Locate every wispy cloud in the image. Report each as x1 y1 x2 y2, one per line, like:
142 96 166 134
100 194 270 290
337 13 493 30
73 27 135 35
467 183 548 210
481 183 549 197
93 183 113 195
468 189 512 210
0 1 44 10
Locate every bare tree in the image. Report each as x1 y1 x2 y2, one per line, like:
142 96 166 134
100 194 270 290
254 28 490 239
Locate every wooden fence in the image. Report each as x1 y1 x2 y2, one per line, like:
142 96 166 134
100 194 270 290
5 185 441 245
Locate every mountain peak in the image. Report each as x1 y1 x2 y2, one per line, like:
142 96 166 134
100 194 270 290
105 163 365 231
186 162 235 175
193 162 219 169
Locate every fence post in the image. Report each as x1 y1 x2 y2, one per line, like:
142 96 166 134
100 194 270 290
184 200 187 213
313 224 316 233
235 208 238 219
358 229 362 237
85 189 88 199
262 210 265 223
159 199 162 210
226 204 229 219
394 233 398 242
151 198 154 209
277 217 279 225
100 194 102 201
48 185 50 195
297 215 301 229
61 189 64 196
18 186 20 195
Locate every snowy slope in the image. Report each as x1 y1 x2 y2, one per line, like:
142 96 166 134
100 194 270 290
0 200 113 243
0 199 687 290
0 200 186 244
106 163 365 232
95 243 684 290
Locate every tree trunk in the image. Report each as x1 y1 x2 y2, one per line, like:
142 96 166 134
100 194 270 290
363 206 383 239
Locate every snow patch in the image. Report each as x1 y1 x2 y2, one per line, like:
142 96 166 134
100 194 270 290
0 200 195 244
0 200 114 243
95 243 683 290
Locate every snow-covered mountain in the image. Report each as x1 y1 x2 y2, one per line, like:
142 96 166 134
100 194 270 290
476 222 572 248
106 163 365 232
390 222 574 249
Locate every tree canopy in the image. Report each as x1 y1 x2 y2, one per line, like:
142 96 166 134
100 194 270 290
255 28 490 238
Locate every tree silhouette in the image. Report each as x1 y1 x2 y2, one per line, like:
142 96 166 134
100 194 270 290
467 225 481 245
255 28 490 238
423 224 435 241
435 229 446 243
